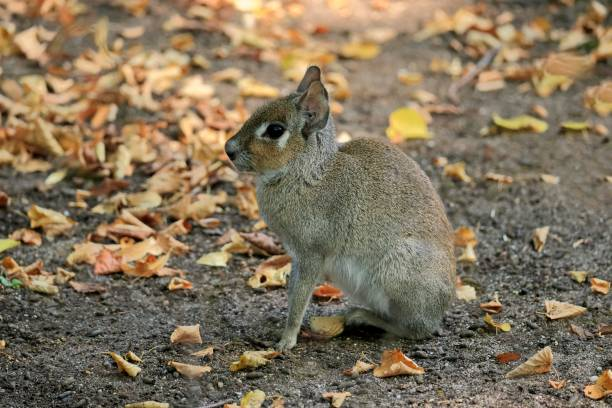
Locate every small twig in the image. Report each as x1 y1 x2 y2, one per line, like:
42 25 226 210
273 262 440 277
448 46 501 103
200 399 234 408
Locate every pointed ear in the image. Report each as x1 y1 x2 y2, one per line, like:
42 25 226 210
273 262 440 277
298 80 329 134
297 66 321 93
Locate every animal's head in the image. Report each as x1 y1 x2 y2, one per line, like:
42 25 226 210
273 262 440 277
224 66 330 174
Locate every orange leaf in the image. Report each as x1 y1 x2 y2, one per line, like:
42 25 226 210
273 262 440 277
94 249 122 275
373 349 425 378
313 283 343 300
168 277 192 291
496 352 521 364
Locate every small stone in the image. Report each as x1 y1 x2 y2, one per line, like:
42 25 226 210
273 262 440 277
415 375 424 385
460 330 475 338
412 351 428 359
142 377 155 385
246 372 264 379
216 381 224 389
62 377 76 387
73 399 87 408
58 390 74 400
86 328 103 337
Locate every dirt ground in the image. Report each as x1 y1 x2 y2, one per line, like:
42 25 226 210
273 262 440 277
1 1 611 407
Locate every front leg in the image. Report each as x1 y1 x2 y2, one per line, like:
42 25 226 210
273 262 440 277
277 258 321 351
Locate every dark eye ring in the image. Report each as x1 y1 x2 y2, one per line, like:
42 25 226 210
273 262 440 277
266 124 285 139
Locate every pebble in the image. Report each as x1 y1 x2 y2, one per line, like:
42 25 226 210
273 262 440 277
62 377 76 387
142 376 155 385
412 351 429 359
86 328 103 337
460 330 475 338
73 399 87 408
246 372 264 379
526 321 539 330
590 376 598 382
217 381 224 389
415 375 424 385
58 390 74 400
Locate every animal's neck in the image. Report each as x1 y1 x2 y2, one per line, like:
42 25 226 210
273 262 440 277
259 116 338 186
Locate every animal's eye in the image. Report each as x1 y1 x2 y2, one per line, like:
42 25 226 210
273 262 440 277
265 124 285 139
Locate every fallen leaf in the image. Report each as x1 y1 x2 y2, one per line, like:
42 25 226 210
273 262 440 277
27 205 76 237
248 255 291 289
54 268 75 285
397 70 423 86
126 351 142 363
373 349 425 378
9 229 42 246
0 239 20 253
310 316 345 337
30 278 59 295
454 226 477 247
455 283 476 301
313 283 343 300
322 391 351 408
476 70 505 92
496 352 521 364
94 249 123 275
0 191 9 207
584 81 612 117
480 296 503 314
170 324 202 344
340 41 380 60
485 172 513 184
168 277 193 291
458 243 477 263
561 121 590 132
444 162 472 183
505 346 553 378
584 369 612 400
549 379 567 390
69 281 108 294
492 114 548 134
240 390 266 408
343 360 376 376
191 346 214 358
44 169 68 186
240 232 284 255
108 352 142 377
238 77 280 98
168 361 211 379
197 251 231 267
484 313 511 332
532 226 550 253
569 323 591 340
386 107 431 142
533 53 595 97
125 402 169 408
598 324 612 336
591 277 610 295
569 270 588 283
532 104 549 118
540 174 560 184
229 350 280 372
544 300 587 320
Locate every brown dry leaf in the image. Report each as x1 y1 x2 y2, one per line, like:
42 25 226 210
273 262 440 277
191 346 214 358
168 277 193 291
240 390 266 408
248 255 291 289
454 226 477 247
197 251 231 267
476 70 505 92
590 277 610 295
310 316 345 338
0 191 9 208
540 174 560 184
313 283 343 301
240 232 283 255
55 268 75 285
9 229 42 246
14 27 48 62
373 349 425 378
340 41 380 60
480 295 503 314
532 226 550 253
532 104 549 118
125 402 170 408
120 26 145 39
484 313 511 332
568 270 587 283
455 283 476 301
107 352 141 377
569 323 591 340
496 352 521 364
29 278 59 295
168 361 211 379
544 300 587 320
584 369 612 400
170 324 202 344
343 360 376 376
505 346 553 379
238 77 280 99
0 340 5 349
28 205 76 237
66 243 109 265
322 391 351 408
69 281 108 294
484 172 513 184
584 81 612 117
121 252 171 277
229 350 280 372
444 162 472 183
533 53 595 97
386 107 431 142
549 379 567 390
94 249 123 275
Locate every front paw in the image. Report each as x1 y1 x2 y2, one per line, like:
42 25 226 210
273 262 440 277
276 334 297 352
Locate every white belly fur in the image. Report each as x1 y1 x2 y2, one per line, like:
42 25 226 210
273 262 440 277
324 256 390 317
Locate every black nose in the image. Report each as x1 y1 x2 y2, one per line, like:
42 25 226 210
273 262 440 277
225 140 237 161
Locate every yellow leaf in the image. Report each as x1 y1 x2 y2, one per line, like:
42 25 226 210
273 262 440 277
544 300 587 320
386 107 431 142
540 174 560 184
0 239 20 253
561 121 590 131
125 402 169 408
397 70 423 86
483 313 511 332
247 255 291 289
454 226 477 247
126 351 142 363
168 361 211 379
322 391 351 408
107 352 141 377
444 162 472 183
309 316 345 337
27 205 76 237
532 53 595 97
170 324 202 344
505 346 553 379
373 349 425 378
343 360 376 376
340 41 380 60
229 350 280 372
584 81 612 117
44 169 68 186
240 389 266 408
238 77 280 99
591 277 610 295
458 243 477 263
197 251 231 267
492 114 548 133
532 226 550 253
455 283 476 301
568 271 587 283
